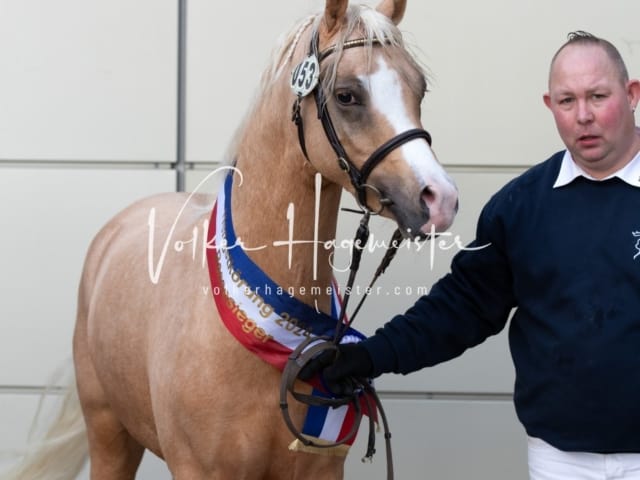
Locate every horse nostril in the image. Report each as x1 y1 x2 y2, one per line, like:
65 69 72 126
421 185 436 207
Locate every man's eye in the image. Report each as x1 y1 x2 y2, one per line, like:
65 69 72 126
559 97 573 105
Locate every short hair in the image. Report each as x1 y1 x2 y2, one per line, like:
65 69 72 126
549 30 629 84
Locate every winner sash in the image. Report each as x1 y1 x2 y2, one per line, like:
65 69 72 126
206 172 370 454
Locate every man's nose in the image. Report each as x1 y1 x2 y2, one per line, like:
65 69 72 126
576 99 595 123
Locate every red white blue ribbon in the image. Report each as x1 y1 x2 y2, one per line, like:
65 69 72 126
206 172 369 450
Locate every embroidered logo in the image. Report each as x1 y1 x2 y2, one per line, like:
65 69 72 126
633 231 640 260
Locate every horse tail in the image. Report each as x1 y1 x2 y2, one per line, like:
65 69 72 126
0 368 88 480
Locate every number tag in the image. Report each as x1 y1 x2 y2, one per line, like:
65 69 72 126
290 54 320 97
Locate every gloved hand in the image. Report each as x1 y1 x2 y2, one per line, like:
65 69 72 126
298 343 374 396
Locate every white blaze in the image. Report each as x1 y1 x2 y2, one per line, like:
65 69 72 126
360 57 448 187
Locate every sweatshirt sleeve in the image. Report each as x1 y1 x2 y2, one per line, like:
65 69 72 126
362 195 517 377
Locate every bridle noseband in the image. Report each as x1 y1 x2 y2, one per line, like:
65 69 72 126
291 31 432 213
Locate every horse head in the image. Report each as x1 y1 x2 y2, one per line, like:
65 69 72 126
290 0 459 239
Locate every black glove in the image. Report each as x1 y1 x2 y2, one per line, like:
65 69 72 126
298 343 374 396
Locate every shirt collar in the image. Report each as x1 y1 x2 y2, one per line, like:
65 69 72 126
553 150 640 188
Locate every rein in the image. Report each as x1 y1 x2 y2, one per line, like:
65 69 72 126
280 221 402 479
281 29 432 480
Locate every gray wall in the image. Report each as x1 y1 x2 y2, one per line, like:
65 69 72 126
1 0 639 478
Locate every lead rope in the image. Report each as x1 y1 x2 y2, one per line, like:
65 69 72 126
280 211 403 480
334 224 404 343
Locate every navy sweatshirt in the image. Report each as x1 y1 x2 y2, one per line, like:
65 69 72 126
363 151 640 453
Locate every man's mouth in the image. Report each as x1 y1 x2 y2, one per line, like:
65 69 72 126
577 134 600 146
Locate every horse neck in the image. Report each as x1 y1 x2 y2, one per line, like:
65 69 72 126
230 92 342 313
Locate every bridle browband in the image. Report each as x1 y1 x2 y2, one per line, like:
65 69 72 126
291 31 432 213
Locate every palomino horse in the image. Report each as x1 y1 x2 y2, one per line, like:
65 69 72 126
7 0 458 478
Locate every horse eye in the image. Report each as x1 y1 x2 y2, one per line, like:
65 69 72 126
335 90 357 106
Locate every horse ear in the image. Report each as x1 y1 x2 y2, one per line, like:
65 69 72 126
323 0 349 34
375 0 407 25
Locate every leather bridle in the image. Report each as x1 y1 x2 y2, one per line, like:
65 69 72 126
281 30 434 479
291 30 432 213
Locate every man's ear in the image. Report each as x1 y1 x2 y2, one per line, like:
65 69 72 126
543 92 552 109
627 79 640 110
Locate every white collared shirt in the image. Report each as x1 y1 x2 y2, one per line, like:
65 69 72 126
553 150 640 188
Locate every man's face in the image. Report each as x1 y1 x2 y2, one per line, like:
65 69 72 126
543 44 639 177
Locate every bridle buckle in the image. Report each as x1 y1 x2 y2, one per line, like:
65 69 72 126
338 156 350 172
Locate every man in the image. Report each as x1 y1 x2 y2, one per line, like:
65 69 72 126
302 32 640 478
